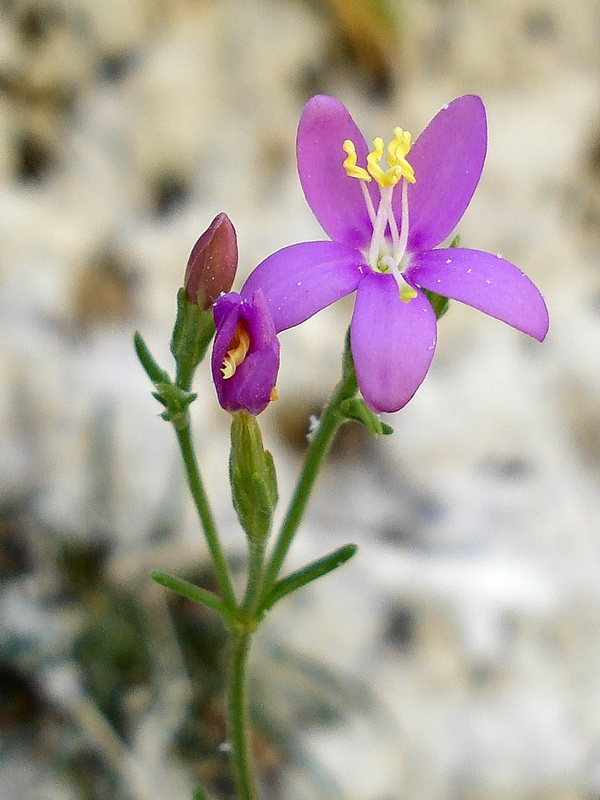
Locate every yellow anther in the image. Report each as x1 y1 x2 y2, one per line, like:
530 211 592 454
364 138 390 186
342 140 371 182
270 386 279 402
343 128 416 187
221 323 250 379
387 127 415 184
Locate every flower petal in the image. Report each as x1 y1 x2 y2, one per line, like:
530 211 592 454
400 95 487 252
241 241 364 332
350 272 437 413
406 248 549 341
297 95 378 249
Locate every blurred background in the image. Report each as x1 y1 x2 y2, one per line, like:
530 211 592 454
2 0 600 798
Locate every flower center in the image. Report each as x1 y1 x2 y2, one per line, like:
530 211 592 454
343 128 417 303
221 322 250 379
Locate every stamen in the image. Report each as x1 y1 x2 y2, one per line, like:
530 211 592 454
396 179 410 264
386 128 416 184
379 184 399 251
359 180 376 226
368 195 390 268
342 140 371 182
367 138 402 187
221 322 250 379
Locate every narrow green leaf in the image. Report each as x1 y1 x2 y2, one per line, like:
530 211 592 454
263 544 358 611
134 331 171 385
151 571 229 618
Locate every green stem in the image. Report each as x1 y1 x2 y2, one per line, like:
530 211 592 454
228 631 258 800
242 541 266 617
258 339 357 606
174 418 238 615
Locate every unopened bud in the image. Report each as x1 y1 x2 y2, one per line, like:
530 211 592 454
229 410 278 545
184 213 238 310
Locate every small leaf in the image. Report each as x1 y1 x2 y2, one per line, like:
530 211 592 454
134 331 171 384
263 544 358 611
151 571 229 619
339 398 393 435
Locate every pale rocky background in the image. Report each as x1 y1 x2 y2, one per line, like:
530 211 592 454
1 0 600 799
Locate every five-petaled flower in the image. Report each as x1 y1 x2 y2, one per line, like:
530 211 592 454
242 94 549 413
212 290 280 415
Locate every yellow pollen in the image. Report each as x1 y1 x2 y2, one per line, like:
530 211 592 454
270 386 279 402
221 322 250 379
342 127 416 187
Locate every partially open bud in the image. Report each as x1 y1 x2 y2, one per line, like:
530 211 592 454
184 213 238 310
212 290 280 415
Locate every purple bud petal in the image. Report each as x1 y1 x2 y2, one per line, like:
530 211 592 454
212 291 280 415
184 213 238 310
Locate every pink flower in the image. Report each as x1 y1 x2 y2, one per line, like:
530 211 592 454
242 95 549 413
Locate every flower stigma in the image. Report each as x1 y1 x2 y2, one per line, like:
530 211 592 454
343 128 418 303
221 322 250 379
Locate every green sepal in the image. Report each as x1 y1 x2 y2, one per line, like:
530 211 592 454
192 789 207 800
340 328 359 395
170 287 216 390
151 570 230 619
134 331 171 385
339 397 393 435
449 234 461 248
230 411 278 546
422 288 450 321
262 544 358 612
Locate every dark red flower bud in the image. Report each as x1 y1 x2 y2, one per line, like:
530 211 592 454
184 213 238 310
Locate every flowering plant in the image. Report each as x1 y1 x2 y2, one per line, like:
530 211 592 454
134 95 548 800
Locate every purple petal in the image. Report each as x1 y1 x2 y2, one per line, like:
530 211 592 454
399 95 487 253
350 272 437 413
212 291 280 415
297 95 378 249
241 241 364 332
406 248 549 341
